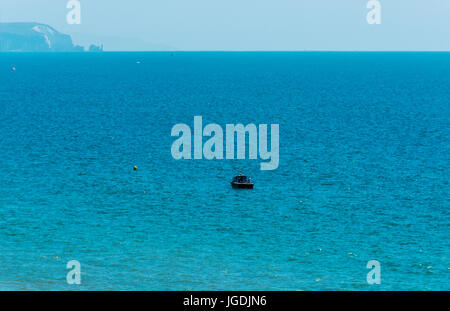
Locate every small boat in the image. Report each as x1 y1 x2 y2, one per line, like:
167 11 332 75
231 173 254 189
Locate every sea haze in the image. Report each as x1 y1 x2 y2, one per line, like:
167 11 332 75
0 52 448 290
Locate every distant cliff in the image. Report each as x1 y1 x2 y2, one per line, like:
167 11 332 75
0 22 102 52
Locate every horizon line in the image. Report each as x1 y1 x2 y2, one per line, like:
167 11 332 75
1 50 450 53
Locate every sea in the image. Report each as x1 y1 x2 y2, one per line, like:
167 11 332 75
0 52 448 290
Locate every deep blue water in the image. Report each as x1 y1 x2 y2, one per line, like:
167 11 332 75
0 52 448 290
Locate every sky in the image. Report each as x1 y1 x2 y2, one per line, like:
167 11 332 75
0 0 449 51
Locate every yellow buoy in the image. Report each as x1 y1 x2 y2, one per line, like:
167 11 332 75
133 166 138 171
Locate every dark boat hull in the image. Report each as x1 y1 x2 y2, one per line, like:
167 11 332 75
231 182 254 189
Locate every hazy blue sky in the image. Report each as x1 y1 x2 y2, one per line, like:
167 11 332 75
1 0 449 51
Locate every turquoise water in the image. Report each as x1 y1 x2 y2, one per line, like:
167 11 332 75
0 52 448 290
